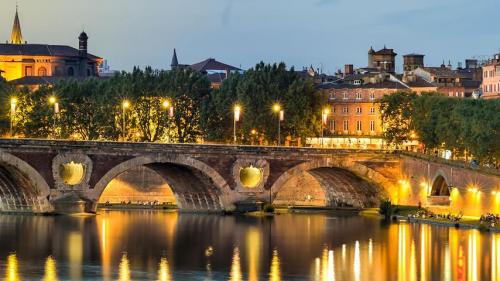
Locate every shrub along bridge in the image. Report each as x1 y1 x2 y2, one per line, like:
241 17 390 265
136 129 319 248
0 139 497 215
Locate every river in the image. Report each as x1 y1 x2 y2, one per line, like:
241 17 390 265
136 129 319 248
0 210 498 280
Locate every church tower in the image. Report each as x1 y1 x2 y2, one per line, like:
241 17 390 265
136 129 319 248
10 6 24 44
171 49 179 69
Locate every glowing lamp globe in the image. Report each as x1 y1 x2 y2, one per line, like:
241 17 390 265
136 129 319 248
239 166 263 189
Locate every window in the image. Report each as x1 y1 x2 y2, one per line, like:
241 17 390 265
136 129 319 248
342 107 349 114
369 93 375 100
343 120 349 131
369 107 375 115
343 92 348 100
356 121 362 131
329 93 335 100
330 120 336 131
356 92 362 100
38 67 47 76
67 67 74 76
25 66 33 76
356 107 362 115
370 121 375 132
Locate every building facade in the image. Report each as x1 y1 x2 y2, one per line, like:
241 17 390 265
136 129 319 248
368 46 397 73
481 54 500 99
0 8 102 84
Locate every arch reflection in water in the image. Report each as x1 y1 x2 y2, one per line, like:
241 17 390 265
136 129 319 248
119 253 131 281
43 256 58 281
158 257 171 281
230 247 242 281
6 253 20 281
269 249 281 281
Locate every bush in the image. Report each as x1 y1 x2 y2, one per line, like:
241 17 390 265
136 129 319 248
263 204 275 213
379 200 394 219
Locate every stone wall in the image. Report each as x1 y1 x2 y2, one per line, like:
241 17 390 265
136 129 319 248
400 155 500 216
273 171 327 206
99 166 176 205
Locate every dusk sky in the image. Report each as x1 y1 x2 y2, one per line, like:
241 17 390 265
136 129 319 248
1 0 499 73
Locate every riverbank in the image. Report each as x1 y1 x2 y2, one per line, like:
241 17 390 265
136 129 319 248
360 207 500 233
97 203 177 211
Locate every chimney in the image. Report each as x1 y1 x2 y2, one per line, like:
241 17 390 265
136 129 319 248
344 64 354 75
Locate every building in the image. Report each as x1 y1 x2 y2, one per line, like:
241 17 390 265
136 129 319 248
170 49 241 88
315 71 413 149
413 64 481 98
403 54 425 72
481 54 500 99
368 46 397 73
0 7 102 85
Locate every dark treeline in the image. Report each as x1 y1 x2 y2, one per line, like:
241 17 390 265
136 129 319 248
380 92 500 164
0 62 324 144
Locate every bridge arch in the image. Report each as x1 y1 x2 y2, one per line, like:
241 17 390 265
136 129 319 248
90 155 232 211
0 152 52 213
270 158 393 208
430 172 450 196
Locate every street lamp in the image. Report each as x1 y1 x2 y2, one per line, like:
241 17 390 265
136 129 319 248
273 103 284 146
122 100 130 141
49 96 59 139
233 104 241 144
10 97 17 137
162 100 174 143
322 108 330 148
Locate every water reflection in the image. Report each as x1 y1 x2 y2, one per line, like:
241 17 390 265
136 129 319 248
269 249 281 281
43 256 58 281
119 253 130 281
6 253 19 281
0 212 499 280
158 257 171 281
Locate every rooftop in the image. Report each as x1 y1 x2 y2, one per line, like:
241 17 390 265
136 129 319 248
190 58 240 72
0 44 101 60
418 67 467 79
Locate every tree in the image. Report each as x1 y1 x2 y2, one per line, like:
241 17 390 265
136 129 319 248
379 92 417 147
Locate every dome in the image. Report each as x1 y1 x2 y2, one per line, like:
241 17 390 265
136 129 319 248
79 31 88 40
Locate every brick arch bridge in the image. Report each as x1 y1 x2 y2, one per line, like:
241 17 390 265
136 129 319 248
0 139 403 214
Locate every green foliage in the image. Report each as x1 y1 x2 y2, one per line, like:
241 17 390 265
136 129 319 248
201 62 324 144
379 91 417 147
380 92 500 163
263 203 275 213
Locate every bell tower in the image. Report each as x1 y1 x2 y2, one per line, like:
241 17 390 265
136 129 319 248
10 5 24 44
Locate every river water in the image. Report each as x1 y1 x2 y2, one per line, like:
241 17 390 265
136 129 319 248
0 210 498 281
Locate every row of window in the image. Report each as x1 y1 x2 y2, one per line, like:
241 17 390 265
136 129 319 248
329 120 377 132
331 106 376 115
484 70 498 78
483 83 500 93
329 92 377 100
25 66 77 77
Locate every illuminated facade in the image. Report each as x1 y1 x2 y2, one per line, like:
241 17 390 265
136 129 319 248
481 54 500 99
0 7 102 84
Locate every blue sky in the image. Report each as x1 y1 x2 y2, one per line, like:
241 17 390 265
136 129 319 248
1 0 498 73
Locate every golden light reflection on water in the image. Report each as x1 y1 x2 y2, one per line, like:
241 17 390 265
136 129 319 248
43 256 58 281
119 253 131 281
230 247 242 281
246 227 260 281
6 253 19 281
269 249 281 281
158 257 171 281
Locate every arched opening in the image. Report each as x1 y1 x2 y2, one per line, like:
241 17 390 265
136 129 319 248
431 175 450 196
98 166 177 209
273 170 327 207
37 67 47 76
271 161 387 209
0 162 51 213
92 156 230 212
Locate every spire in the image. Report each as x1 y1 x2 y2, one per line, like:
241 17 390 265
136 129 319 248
171 49 179 69
10 5 24 44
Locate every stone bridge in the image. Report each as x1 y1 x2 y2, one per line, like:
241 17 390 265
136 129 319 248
0 139 401 214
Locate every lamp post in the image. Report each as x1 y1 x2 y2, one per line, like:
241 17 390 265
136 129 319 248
321 108 330 148
233 105 241 144
162 100 174 143
122 100 130 141
10 98 17 137
273 104 283 146
49 96 59 139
